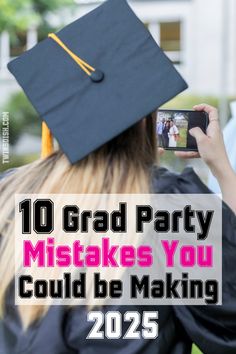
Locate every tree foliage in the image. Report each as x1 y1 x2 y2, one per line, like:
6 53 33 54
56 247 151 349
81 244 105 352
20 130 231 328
0 0 74 33
0 0 38 32
32 0 75 16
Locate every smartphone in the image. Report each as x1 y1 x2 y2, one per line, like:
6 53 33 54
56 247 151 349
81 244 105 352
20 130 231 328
156 109 209 151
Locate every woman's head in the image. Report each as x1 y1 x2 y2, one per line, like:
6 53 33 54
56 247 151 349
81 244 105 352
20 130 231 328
0 112 158 327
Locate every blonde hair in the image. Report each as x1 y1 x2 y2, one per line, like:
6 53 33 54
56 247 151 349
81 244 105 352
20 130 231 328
0 114 157 328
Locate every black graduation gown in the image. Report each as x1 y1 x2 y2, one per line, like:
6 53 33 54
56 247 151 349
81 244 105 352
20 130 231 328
0 166 236 354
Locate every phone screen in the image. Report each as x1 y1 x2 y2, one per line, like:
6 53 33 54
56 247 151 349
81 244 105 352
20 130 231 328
156 109 209 151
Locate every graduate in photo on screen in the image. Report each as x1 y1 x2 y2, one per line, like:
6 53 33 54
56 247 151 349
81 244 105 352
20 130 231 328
168 120 179 147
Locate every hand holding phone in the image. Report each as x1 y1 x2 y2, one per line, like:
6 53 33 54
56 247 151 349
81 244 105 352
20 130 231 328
175 104 233 175
158 104 236 213
157 109 209 151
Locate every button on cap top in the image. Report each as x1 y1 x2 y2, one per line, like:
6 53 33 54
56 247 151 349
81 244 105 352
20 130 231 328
90 69 104 83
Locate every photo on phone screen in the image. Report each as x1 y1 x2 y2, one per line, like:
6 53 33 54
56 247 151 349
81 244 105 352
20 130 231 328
156 109 209 151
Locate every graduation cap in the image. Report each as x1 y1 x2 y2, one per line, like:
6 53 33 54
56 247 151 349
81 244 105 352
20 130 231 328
7 0 188 164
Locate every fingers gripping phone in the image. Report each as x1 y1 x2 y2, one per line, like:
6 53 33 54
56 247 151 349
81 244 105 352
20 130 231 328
157 109 209 151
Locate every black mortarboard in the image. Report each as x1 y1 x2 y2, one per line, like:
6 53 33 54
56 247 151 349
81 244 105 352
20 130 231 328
7 0 188 164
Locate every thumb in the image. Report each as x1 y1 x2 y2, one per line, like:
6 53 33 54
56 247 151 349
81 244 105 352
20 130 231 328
189 127 207 143
158 148 165 156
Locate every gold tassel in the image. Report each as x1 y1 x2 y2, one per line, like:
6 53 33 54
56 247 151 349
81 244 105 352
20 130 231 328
41 121 54 158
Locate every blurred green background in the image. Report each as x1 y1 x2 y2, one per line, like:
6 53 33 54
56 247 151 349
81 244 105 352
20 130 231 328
1 1 234 353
